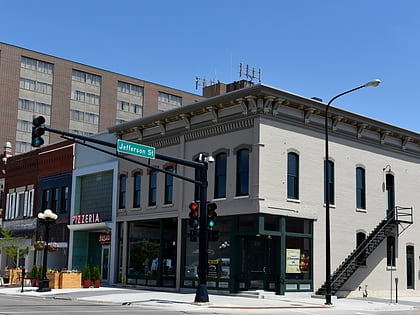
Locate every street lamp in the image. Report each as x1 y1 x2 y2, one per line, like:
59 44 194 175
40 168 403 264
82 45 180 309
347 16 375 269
37 209 58 292
324 79 380 305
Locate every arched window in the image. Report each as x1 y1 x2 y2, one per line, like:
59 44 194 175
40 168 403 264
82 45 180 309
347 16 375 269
287 152 299 199
164 166 174 204
214 152 227 199
119 174 127 209
356 167 366 209
148 170 157 206
387 235 396 267
356 232 367 265
133 172 142 208
236 149 249 196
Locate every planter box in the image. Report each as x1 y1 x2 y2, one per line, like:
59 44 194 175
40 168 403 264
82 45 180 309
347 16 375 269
59 272 81 289
47 273 60 289
8 269 21 284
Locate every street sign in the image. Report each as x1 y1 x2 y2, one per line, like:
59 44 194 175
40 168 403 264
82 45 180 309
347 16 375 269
117 139 155 159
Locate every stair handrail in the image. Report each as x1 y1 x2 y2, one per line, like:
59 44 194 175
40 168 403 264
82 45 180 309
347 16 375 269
329 213 395 288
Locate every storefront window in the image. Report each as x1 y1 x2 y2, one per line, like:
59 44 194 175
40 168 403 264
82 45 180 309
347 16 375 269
285 236 311 280
286 217 311 234
127 221 160 281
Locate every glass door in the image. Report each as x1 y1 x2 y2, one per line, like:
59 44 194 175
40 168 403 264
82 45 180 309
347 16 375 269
101 245 110 282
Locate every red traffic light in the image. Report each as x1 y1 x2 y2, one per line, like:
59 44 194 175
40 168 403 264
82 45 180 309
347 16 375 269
189 202 198 212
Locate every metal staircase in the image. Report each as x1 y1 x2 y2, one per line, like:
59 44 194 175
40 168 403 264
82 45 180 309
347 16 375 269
316 206 413 296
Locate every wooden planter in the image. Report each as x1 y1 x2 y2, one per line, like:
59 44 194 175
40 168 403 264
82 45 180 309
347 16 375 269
47 273 60 289
59 272 81 289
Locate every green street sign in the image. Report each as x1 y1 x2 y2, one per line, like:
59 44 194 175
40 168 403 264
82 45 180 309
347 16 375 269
117 139 155 159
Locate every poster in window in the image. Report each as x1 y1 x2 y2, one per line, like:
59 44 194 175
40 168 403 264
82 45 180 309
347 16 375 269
300 251 310 272
286 248 301 273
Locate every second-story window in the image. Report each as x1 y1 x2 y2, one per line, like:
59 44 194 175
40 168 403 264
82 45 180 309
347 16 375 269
148 170 157 206
287 152 299 200
356 167 366 209
133 172 142 208
61 186 70 213
236 149 249 196
119 174 127 209
164 166 174 204
214 152 227 199
42 189 51 210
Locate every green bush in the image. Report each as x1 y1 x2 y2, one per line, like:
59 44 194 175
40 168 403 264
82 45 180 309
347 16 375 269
29 265 38 279
91 266 101 280
82 265 91 281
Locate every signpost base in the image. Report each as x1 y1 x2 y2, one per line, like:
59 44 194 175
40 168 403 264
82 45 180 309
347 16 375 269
194 284 209 303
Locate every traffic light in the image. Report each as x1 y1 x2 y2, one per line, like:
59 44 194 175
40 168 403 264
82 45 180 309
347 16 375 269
188 202 199 229
207 202 217 229
31 116 46 147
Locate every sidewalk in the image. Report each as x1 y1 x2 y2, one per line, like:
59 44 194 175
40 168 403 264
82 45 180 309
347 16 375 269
0 285 418 312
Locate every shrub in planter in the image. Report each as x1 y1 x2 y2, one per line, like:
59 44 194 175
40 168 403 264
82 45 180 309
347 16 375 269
82 265 91 288
29 265 38 287
91 266 101 288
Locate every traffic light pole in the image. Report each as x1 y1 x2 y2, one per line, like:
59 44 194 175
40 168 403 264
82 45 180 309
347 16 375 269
195 159 209 303
40 121 211 303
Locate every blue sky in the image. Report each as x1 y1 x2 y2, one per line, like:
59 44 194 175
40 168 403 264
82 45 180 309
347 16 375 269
2 0 420 132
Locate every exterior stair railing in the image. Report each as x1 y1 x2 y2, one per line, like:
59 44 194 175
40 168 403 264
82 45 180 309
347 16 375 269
316 206 413 296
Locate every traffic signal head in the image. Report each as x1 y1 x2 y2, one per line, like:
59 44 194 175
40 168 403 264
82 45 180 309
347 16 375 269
31 116 46 147
188 202 199 229
207 202 217 229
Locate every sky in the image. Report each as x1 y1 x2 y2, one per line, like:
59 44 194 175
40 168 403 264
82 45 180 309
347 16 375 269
2 0 420 132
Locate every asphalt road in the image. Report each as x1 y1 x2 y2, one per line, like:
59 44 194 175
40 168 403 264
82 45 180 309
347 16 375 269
1 294 420 315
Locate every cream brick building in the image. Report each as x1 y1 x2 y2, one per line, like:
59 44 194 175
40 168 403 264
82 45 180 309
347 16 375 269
71 82 418 298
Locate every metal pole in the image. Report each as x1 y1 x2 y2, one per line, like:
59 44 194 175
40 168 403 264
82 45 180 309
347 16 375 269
195 160 209 303
324 83 375 305
390 245 393 304
37 219 52 292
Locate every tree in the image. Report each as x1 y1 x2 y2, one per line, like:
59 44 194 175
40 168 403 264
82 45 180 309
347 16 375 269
0 229 29 267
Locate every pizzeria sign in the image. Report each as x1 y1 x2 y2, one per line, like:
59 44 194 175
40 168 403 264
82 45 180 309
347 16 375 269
72 212 102 225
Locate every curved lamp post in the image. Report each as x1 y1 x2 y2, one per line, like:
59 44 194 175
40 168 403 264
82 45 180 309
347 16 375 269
324 79 380 305
37 209 58 292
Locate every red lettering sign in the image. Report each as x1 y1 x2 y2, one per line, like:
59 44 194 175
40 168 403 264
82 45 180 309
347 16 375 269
72 213 102 225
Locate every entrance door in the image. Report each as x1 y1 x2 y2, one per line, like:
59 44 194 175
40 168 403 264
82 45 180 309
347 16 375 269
101 245 110 282
406 245 415 289
245 237 276 290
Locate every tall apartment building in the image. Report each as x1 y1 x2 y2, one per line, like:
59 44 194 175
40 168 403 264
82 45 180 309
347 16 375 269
0 42 203 154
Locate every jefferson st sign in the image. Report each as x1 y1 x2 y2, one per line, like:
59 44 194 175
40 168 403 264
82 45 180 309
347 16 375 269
117 139 155 159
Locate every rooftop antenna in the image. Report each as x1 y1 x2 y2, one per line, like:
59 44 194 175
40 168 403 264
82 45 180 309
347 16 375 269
195 76 218 90
239 62 262 83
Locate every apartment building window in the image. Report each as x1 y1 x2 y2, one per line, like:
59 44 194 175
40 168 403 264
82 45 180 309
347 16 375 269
324 160 335 204
164 166 174 204
118 81 143 96
21 56 53 74
133 172 142 208
72 69 101 86
18 98 35 111
86 93 100 105
36 102 52 115
148 170 157 206
85 112 99 124
130 104 142 114
119 174 127 209
20 78 36 91
70 110 84 122
72 90 86 102
356 167 366 209
36 81 52 95
158 92 182 106
236 148 249 196
61 186 70 213
287 152 299 200
15 141 32 153
17 120 32 132
214 152 227 199
118 81 130 93
118 101 130 111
